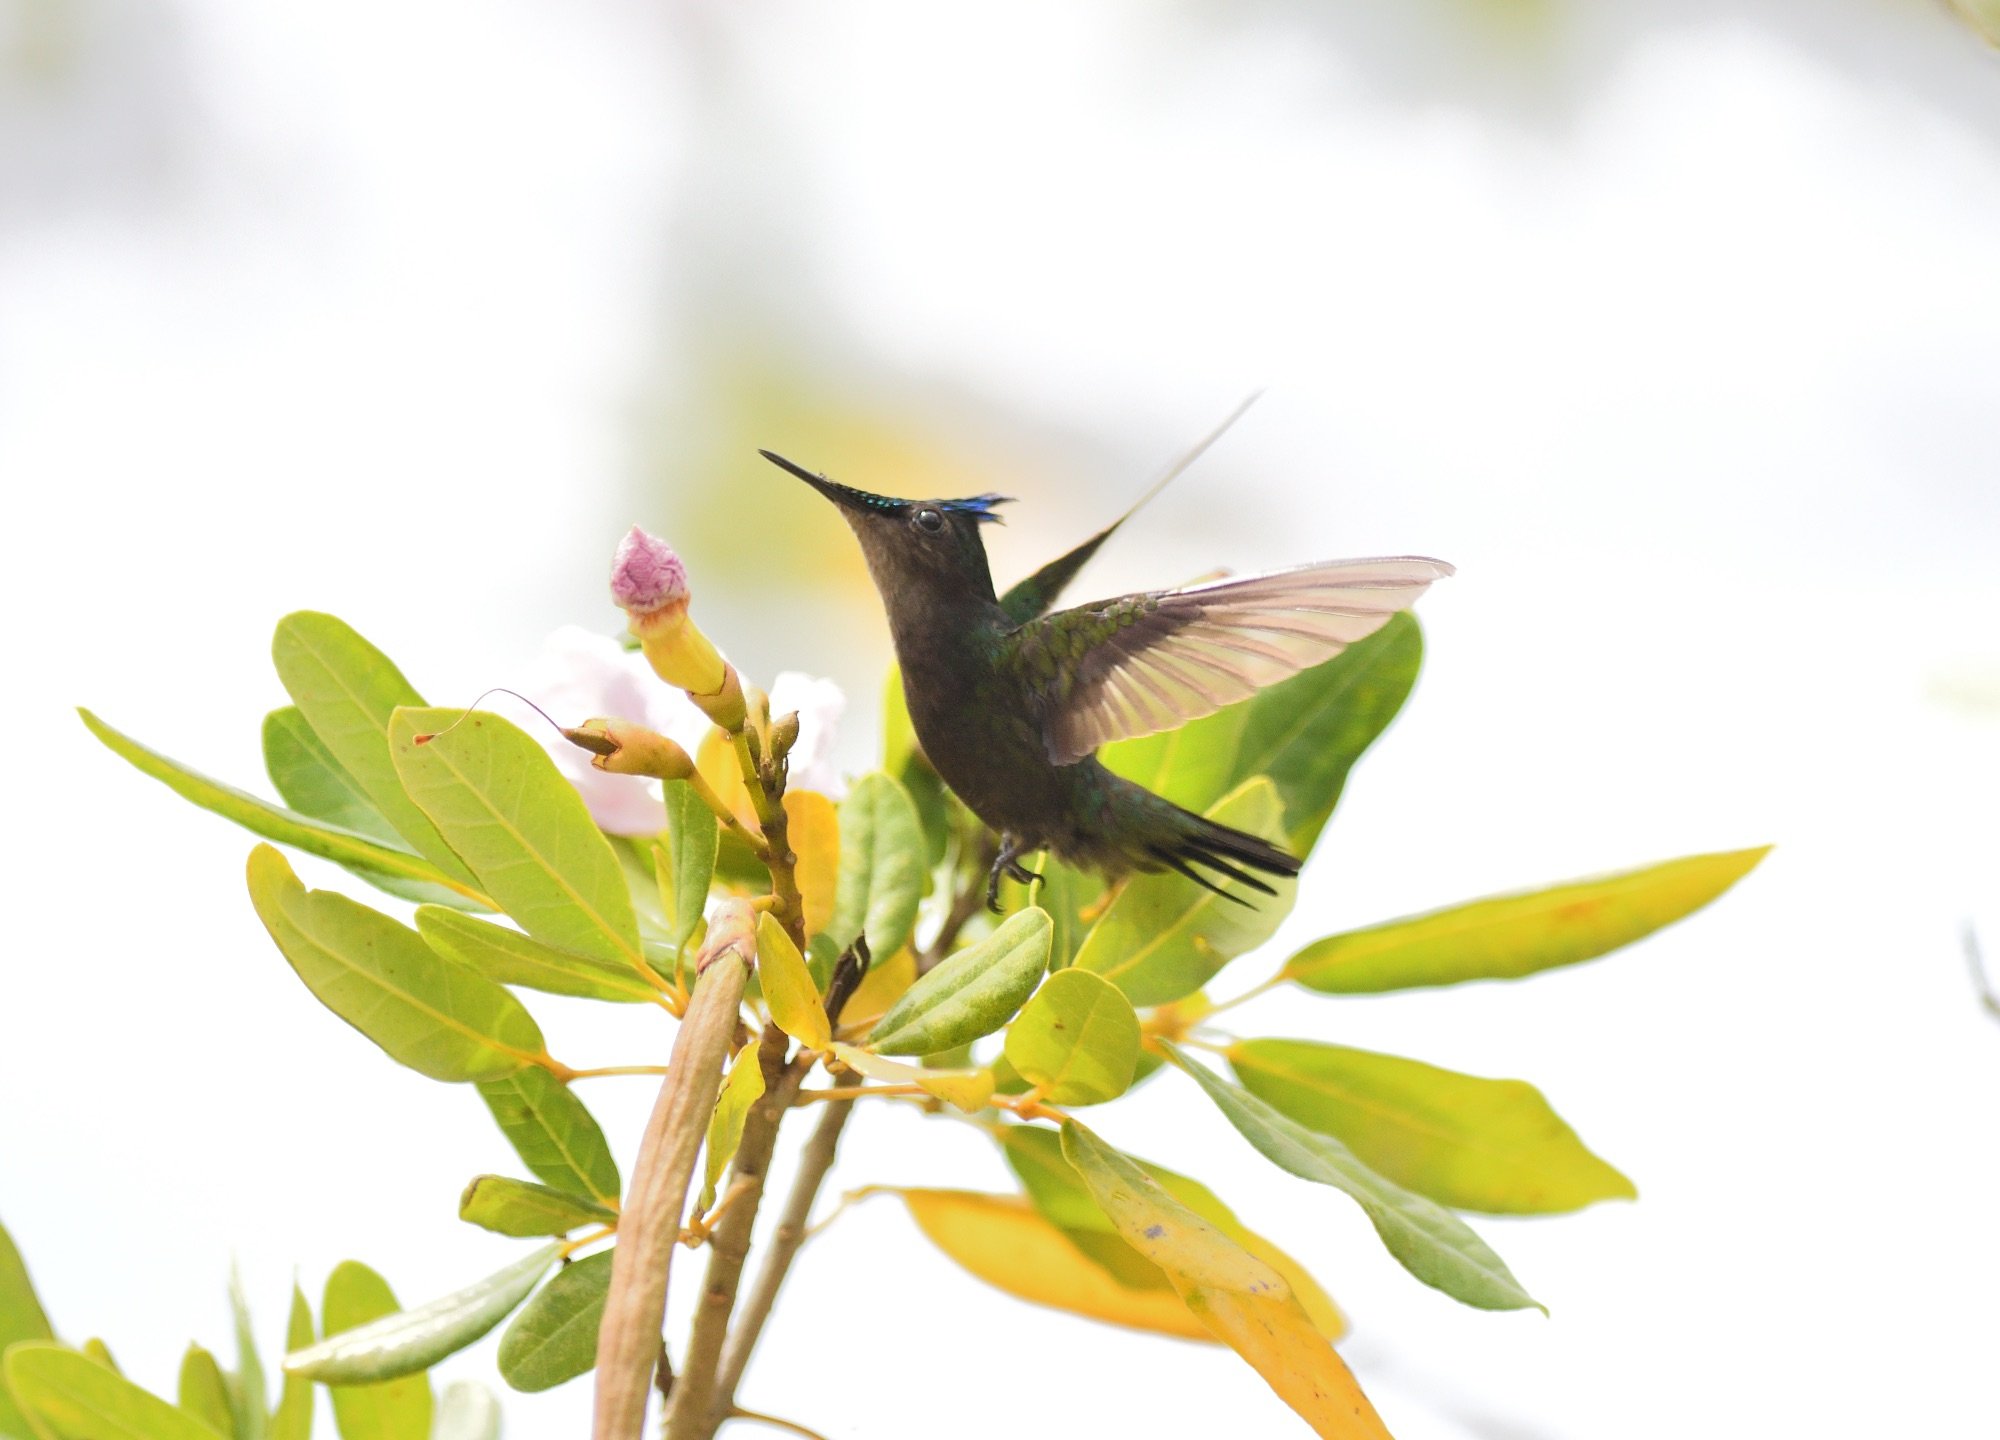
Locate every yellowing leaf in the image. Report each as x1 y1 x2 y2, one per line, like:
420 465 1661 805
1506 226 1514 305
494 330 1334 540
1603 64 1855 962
837 948 916 1034
700 1042 768 1213
828 1044 994 1112
757 912 830 1050
998 1126 1344 1340
895 1189 1211 1341
784 790 840 940
1178 1286 1390 1440
1284 846 1771 994
1059 1123 1389 1440
1002 969 1140 1106
695 729 758 833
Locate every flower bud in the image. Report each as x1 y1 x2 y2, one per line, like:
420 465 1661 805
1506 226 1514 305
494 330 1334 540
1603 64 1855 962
562 717 695 780
768 710 801 760
610 526 728 698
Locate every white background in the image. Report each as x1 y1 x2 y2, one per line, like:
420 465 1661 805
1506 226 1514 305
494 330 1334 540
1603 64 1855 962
3 1 1998 1436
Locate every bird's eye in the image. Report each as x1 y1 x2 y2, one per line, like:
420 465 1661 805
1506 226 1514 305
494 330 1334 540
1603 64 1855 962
913 507 945 533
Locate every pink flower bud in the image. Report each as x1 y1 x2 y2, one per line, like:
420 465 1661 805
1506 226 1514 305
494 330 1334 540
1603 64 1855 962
610 526 690 615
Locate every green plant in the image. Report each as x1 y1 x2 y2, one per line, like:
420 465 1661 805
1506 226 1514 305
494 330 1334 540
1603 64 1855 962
10 531 1765 1439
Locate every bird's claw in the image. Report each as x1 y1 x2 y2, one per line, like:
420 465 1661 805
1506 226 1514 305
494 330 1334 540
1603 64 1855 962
985 850 1042 913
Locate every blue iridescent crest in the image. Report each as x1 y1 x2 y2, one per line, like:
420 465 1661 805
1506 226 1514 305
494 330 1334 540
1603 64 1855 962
938 493 1014 525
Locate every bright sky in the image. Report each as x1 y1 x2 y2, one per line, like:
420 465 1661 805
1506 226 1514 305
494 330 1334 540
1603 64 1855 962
3 2 1997 1436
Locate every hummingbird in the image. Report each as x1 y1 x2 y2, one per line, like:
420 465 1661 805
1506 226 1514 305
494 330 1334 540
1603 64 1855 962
764 448 1452 910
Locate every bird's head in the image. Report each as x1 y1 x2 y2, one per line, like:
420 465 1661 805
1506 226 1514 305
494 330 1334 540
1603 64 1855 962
763 449 1012 606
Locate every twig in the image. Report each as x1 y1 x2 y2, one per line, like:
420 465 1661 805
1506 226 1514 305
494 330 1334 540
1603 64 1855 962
706 1095 855 1430
590 944 750 1440
663 1026 808 1439
725 1406 833 1440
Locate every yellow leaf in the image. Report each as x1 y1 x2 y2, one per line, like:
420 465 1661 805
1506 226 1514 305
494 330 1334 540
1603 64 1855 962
699 1041 767 1213
756 913 829 1050
783 790 839 939
1180 1285 1390 1439
1062 1121 1389 1439
696 728 759 833
838 948 916 1034
828 1043 994 1112
896 1189 1213 1342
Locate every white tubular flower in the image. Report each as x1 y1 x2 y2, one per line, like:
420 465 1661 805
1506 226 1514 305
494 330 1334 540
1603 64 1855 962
525 626 706 835
768 670 848 798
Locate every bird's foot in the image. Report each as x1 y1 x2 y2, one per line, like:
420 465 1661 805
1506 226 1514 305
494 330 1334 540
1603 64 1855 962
984 840 1044 913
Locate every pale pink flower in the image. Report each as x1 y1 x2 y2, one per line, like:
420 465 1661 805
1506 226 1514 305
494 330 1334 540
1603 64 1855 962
523 626 705 835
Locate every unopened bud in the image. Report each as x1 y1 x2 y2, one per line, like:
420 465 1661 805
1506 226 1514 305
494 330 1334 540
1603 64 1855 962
610 526 728 697
563 717 694 780
687 663 748 734
769 710 801 759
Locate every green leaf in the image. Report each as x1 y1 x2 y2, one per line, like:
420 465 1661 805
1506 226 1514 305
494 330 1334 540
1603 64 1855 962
288 1248 555 1385
1240 612 1422 855
459 1177 617 1238
430 1383 500 1440
389 709 645 973
177 1346 234 1437
700 1044 767 1213
824 773 925 961
756 913 830 1050
271 613 480 890
263 708 485 912
1102 703 1250 815
1003 858 1102 970
318 1265 430 1440
1002 969 1139 1106
79 1342 116 1375
661 781 718 956
868 908 1052 1056
477 1069 621 1208
415 908 658 1005
5 1342 225 1440
496 1251 612 1394
78 710 480 905
1162 1044 1541 1312
0 1219 55 1438
1073 778 1296 1007
1230 1039 1635 1214
245 846 545 1083
263 707 397 843
268 1287 313 1440
880 668 952 867
227 1266 266 1440
1283 846 1772 994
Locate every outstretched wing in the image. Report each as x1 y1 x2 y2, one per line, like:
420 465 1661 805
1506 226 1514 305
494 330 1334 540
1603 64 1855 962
1007 556 1453 765
999 394 1262 625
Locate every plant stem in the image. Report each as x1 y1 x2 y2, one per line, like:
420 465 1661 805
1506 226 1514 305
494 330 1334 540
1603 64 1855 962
590 948 748 1440
663 1024 805 1439
705 1095 854 1430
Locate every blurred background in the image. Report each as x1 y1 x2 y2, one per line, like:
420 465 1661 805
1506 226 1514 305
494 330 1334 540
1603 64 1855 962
4 0 1998 1435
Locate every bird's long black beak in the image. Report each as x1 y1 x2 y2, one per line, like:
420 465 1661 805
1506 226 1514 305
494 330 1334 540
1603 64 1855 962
759 449 903 518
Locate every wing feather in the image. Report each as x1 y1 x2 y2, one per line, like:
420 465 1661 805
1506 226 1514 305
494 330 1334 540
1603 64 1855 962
1016 555 1453 764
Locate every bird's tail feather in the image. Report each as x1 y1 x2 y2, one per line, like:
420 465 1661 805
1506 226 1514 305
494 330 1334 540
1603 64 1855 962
1140 803 1300 906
